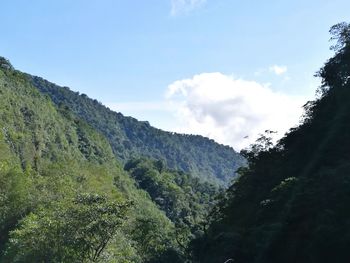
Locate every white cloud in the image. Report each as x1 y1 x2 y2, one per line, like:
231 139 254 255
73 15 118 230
166 72 307 150
269 65 288 75
170 0 206 16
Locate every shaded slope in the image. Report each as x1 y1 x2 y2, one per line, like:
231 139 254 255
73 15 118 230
191 23 350 263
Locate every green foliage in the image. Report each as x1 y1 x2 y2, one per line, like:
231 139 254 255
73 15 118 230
124 158 221 258
0 57 13 70
2 20 350 263
4 193 130 263
0 64 205 262
125 158 220 228
28 75 245 185
191 22 350 263
0 164 35 254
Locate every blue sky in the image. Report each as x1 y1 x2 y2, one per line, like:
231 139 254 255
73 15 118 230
2 0 350 149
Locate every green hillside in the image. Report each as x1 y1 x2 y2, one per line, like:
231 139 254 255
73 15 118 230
27 75 244 185
0 59 218 262
2 21 348 263
191 22 350 263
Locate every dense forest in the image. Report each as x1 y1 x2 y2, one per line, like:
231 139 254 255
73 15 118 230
26 75 245 185
0 60 221 262
1 21 350 263
190 22 350 263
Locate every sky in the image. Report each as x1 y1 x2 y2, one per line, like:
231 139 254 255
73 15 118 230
2 0 350 150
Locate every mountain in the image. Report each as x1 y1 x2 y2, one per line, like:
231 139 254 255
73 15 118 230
0 58 219 262
27 74 245 185
191 22 350 263
2 21 348 263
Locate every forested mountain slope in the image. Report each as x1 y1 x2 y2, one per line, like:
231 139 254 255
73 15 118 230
191 22 350 263
4 21 349 263
0 59 218 262
27 74 244 185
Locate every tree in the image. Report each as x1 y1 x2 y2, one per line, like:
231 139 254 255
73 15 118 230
4 193 131 262
329 22 350 51
317 22 350 93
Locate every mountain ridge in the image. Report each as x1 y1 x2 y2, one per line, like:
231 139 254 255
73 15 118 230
23 72 245 185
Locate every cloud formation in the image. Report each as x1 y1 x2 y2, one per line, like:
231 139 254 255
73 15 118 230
170 0 206 16
166 72 306 150
269 65 288 75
